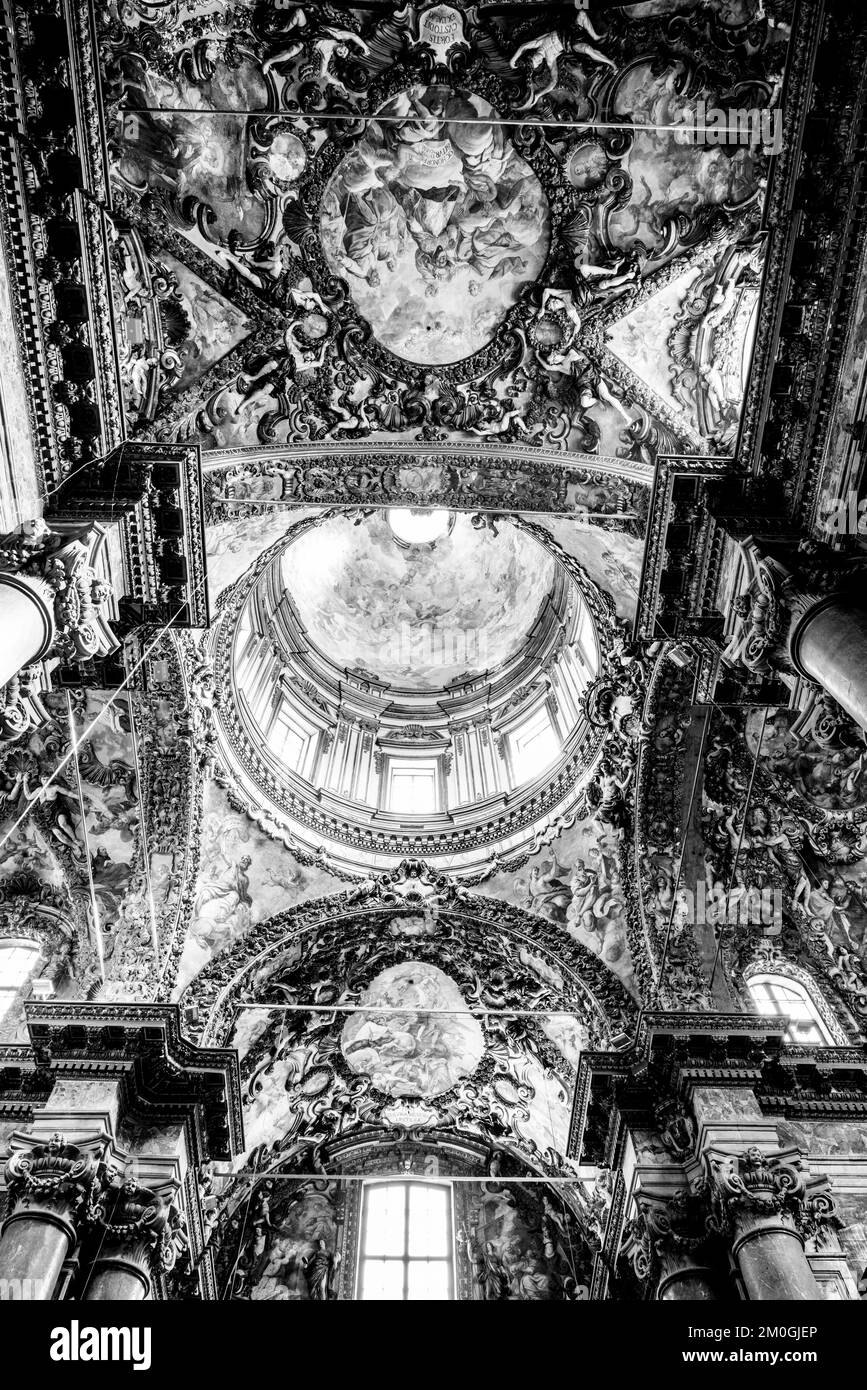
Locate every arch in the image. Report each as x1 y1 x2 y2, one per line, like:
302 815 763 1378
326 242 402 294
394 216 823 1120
743 967 840 1046
179 874 638 1179
180 872 639 1050
0 938 43 1025
213 1125 606 1302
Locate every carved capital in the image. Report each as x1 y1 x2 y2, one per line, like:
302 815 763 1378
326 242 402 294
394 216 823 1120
707 1145 804 1220
0 524 116 663
0 522 118 741
3 1132 103 1229
88 1173 170 1258
623 1182 717 1290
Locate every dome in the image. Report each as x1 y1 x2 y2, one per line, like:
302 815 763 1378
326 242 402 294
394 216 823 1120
216 509 603 875
280 511 557 689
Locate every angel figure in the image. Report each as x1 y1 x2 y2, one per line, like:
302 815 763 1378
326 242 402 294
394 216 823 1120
575 249 642 303
510 13 615 112
588 756 634 832
264 20 371 97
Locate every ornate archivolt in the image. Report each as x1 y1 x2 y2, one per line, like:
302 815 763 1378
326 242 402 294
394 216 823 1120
201 439 653 527
180 867 639 1180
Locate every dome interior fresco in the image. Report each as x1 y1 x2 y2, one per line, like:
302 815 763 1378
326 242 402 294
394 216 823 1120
216 508 606 877
279 511 557 688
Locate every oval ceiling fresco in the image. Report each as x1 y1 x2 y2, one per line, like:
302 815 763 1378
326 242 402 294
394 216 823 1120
280 511 556 688
340 961 485 1100
320 84 550 364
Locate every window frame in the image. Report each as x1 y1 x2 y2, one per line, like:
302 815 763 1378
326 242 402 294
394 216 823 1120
746 972 834 1046
507 701 561 787
0 940 42 1024
383 755 442 816
356 1179 455 1302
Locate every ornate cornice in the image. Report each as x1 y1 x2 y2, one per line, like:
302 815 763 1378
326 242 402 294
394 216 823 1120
18 1002 244 1163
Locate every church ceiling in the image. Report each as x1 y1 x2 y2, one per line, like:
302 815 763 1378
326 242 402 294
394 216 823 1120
97 0 791 481
181 869 638 1164
278 510 556 687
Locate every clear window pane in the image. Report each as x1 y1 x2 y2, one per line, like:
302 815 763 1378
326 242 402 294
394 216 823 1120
363 1184 407 1257
360 1259 405 1300
747 974 831 1045
407 1184 449 1258
388 762 438 814
359 1182 453 1301
407 1260 450 1300
0 945 40 1022
510 706 560 785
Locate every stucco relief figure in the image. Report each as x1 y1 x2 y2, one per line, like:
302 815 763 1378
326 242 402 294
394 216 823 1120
263 14 371 98
574 250 643 305
303 1239 340 1299
320 85 549 364
509 15 616 112
533 291 635 427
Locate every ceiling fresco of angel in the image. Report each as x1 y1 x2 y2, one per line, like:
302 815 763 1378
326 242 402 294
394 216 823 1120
97 0 793 468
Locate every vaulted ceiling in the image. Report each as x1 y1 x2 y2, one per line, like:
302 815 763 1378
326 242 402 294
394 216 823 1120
98 0 790 600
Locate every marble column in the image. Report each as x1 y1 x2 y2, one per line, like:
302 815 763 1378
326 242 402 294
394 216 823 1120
84 1251 152 1301
82 1177 168 1302
658 1258 721 1301
706 1146 836 1301
0 1135 99 1299
731 1214 820 1301
0 572 55 687
789 596 867 734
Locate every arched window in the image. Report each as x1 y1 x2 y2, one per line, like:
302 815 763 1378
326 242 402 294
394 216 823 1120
357 1181 454 1301
509 704 560 786
0 942 41 1023
747 973 833 1046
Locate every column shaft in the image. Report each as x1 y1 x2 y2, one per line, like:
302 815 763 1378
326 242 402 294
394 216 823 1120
790 598 867 733
733 1217 820 1301
658 1264 720 1301
0 1208 73 1299
84 1249 151 1301
0 573 55 686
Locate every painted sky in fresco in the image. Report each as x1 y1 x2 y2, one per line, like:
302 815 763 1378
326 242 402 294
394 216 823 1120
321 86 550 365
